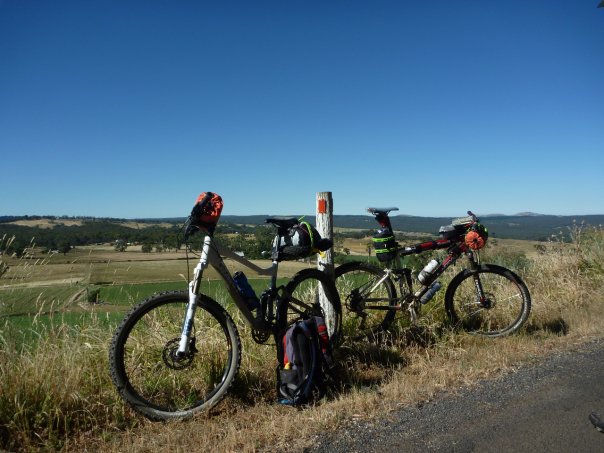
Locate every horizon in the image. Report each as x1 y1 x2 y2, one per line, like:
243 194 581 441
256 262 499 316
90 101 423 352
3 211 604 221
1 1 603 218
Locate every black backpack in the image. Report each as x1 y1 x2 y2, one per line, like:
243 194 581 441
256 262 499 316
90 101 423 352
274 221 333 261
276 316 335 406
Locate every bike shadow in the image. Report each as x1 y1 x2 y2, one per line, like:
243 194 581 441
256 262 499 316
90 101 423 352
524 317 569 336
333 324 442 390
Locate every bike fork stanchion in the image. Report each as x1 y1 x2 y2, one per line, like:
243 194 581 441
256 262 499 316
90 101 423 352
471 273 489 307
466 253 488 306
178 235 211 355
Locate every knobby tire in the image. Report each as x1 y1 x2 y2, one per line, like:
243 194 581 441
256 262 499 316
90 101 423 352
109 291 241 420
278 268 342 346
445 264 531 337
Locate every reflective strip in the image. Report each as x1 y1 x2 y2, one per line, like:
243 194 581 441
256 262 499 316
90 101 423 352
300 221 315 248
372 237 394 243
376 248 395 254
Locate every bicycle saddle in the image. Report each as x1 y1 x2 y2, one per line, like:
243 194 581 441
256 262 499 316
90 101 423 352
367 207 399 215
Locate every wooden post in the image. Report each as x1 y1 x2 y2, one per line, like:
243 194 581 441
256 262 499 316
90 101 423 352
316 191 335 335
316 191 334 275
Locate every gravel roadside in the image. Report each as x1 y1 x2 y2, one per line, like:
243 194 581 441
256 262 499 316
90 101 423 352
308 338 604 453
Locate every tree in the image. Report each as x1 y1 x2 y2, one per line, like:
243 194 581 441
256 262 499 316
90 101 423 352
164 235 179 252
141 243 153 253
253 226 276 258
58 241 72 255
9 237 31 258
114 239 128 252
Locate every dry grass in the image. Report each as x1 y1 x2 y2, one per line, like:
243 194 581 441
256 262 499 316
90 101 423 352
1 226 603 452
2 246 309 287
4 219 175 230
6 219 85 229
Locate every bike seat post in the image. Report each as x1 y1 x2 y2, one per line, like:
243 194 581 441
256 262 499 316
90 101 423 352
367 207 398 233
375 212 394 233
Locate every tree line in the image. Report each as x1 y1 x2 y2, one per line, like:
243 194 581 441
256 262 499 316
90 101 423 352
0 220 283 259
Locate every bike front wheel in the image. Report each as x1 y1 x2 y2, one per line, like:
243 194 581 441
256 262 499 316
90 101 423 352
109 291 241 420
334 261 398 340
277 268 342 345
445 264 531 337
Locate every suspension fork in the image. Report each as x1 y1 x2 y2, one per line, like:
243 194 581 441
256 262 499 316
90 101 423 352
177 235 211 355
467 251 489 307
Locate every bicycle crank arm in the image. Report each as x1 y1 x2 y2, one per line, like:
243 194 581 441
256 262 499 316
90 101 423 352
365 304 403 310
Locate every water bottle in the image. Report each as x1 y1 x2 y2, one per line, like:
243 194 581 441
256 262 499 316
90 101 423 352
420 281 442 304
418 259 439 284
233 271 260 310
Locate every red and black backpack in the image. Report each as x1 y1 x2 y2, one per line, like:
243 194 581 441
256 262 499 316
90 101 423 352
276 316 335 406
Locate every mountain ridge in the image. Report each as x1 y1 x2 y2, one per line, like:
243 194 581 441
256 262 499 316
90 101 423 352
2 213 603 241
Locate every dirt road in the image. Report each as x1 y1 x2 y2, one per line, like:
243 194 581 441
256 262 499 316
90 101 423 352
311 339 604 453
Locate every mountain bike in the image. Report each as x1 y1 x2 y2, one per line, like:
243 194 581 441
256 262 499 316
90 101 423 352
334 208 531 340
109 193 341 420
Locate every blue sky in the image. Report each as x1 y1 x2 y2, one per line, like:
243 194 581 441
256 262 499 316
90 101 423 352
1 1 603 218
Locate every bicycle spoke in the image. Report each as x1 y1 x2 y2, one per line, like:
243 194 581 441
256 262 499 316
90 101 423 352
109 292 241 420
278 269 342 344
334 262 398 341
446 265 531 337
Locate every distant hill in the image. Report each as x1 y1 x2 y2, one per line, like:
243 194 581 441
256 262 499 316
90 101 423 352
221 214 604 241
2 214 603 241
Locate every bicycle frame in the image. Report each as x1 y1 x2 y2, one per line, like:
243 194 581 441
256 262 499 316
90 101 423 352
396 238 478 301
334 208 530 338
372 209 487 311
177 234 276 355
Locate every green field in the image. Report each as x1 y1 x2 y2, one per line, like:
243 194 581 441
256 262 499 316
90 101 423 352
0 277 284 331
0 244 308 337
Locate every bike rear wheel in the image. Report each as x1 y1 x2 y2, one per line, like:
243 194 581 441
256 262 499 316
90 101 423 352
109 291 241 420
334 261 398 340
277 268 342 345
445 264 531 337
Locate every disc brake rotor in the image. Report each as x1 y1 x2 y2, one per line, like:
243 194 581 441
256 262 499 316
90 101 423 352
162 337 196 370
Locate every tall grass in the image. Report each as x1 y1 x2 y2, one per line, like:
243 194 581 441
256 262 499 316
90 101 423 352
522 224 604 334
0 313 125 451
1 225 603 452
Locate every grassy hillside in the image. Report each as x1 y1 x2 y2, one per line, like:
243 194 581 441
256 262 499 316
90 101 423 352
3 214 603 244
0 224 603 451
334 213 604 240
